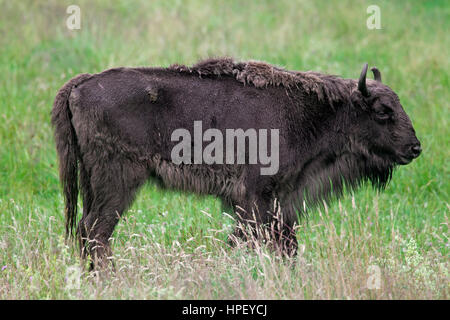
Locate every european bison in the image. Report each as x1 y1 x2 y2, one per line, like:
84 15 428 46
52 58 421 267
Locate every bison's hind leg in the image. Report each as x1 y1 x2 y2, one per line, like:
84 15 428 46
77 158 147 270
77 161 93 259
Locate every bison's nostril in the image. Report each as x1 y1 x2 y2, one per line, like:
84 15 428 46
411 144 422 157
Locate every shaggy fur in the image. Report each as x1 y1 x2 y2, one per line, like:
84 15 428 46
170 57 352 107
52 57 421 267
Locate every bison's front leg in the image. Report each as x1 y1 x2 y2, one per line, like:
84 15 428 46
228 195 298 257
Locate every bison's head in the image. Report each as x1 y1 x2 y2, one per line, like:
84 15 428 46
348 63 421 184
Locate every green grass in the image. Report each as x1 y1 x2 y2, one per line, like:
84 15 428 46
0 0 448 299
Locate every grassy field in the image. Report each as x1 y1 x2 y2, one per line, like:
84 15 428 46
0 0 448 299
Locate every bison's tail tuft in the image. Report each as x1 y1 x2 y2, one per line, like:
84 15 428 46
51 73 91 239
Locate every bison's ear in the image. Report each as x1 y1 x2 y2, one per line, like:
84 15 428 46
358 63 370 97
371 67 382 82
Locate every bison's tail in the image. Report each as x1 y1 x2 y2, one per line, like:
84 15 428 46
51 73 91 239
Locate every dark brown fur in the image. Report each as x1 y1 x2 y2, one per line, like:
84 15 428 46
52 58 421 267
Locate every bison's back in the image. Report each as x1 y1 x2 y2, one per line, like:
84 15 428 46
69 67 293 160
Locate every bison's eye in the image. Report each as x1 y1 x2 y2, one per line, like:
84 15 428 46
373 103 393 123
375 110 391 121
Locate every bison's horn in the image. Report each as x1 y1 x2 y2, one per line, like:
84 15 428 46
358 63 369 97
371 67 382 82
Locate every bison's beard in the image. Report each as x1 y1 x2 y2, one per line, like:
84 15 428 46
365 161 395 190
279 151 395 221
